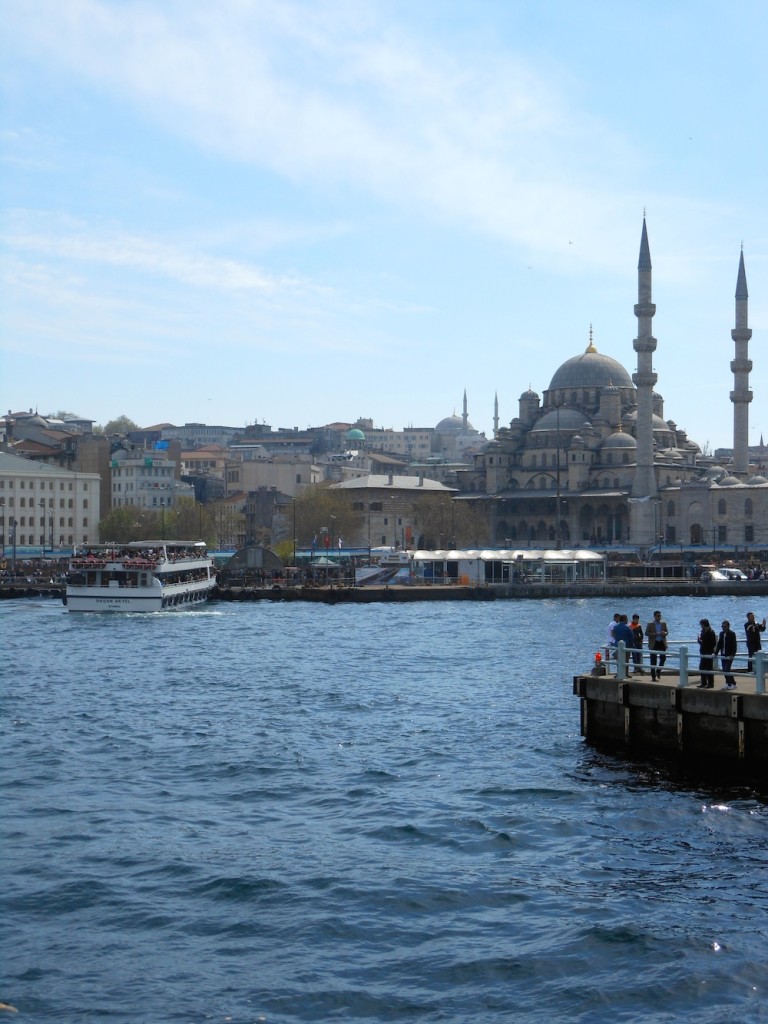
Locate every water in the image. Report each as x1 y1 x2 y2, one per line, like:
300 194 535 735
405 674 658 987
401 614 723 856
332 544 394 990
2 595 767 1023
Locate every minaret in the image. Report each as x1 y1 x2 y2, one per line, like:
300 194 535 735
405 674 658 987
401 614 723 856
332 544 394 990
630 217 658 544
730 248 752 477
493 392 499 436
462 390 468 430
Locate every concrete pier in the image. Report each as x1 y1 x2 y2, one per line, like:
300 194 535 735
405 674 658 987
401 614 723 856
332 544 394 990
574 671 768 774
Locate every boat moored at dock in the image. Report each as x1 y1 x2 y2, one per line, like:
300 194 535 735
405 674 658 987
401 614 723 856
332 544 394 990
64 541 216 612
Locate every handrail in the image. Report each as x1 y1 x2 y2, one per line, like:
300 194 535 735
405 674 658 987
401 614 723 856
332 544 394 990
604 641 765 693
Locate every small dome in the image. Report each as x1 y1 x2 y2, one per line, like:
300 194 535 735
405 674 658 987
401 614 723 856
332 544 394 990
601 430 637 450
346 428 365 441
520 388 539 400
718 476 742 487
746 474 768 485
703 465 726 480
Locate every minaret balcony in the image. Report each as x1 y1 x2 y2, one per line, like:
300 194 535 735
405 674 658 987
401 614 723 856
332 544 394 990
633 303 656 318
632 371 658 388
730 358 752 373
633 337 657 353
730 330 753 343
729 390 753 403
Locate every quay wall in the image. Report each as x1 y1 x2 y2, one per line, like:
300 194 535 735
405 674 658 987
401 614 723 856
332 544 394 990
3 579 768 602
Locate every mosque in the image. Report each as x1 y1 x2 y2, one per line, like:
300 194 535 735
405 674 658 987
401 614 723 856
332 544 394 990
456 219 767 551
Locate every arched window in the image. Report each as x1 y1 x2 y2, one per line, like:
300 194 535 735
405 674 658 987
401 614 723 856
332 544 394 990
667 500 675 517
745 498 753 519
717 498 727 516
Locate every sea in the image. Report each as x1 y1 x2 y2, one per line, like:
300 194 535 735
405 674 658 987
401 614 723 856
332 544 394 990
2 594 767 1024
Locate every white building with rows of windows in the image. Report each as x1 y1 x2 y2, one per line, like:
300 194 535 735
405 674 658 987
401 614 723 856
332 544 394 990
0 451 101 552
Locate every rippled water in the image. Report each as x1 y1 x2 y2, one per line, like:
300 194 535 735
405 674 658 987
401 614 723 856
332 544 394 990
2 595 767 1023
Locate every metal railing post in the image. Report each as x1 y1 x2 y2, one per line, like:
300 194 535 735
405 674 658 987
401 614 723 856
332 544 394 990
617 641 627 681
678 645 688 688
756 650 765 695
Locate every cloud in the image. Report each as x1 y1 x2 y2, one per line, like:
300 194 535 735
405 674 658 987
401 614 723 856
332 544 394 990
6 0 659 264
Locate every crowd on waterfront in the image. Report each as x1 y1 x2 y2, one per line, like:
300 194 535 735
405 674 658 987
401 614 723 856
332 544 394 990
607 608 767 687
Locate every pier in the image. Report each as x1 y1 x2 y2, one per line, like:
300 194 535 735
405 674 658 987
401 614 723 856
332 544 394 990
574 645 768 774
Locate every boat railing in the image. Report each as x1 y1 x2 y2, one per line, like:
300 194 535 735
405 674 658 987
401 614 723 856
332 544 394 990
603 640 766 694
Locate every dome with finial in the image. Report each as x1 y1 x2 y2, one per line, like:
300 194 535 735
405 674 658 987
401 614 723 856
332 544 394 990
548 328 633 391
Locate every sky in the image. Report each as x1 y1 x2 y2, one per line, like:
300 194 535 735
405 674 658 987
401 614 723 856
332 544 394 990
2 0 766 452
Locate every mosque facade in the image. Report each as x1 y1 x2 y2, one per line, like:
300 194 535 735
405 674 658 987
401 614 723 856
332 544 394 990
455 220 768 552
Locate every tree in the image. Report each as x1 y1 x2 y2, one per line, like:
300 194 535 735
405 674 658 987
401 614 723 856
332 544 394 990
293 484 362 548
411 494 490 548
99 415 140 435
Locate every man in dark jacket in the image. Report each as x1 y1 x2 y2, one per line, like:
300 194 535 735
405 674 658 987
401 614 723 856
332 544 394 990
715 620 738 689
697 618 717 688
744 611 767 672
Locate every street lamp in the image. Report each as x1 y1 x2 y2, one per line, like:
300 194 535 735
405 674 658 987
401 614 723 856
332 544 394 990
10 518 17 572
0 498 4 558
39 500 47 557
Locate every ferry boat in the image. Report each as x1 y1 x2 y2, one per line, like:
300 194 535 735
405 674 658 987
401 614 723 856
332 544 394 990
64 541 217 612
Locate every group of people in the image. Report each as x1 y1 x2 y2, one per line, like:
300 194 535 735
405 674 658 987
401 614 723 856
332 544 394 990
608 610 767 688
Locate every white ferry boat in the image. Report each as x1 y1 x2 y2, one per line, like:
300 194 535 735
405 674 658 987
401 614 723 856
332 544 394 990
64 541 217 612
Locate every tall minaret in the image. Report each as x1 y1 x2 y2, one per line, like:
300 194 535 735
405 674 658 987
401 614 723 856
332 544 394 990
462 389 468 430
730 248 752 478
630 217 658 544
493 392 499 437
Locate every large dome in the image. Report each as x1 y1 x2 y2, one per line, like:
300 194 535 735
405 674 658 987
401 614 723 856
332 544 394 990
549 345 633 391
435 414 473 433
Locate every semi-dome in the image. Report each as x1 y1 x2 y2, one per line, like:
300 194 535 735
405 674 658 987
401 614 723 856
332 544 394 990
435 414 473 433
548 344 633 391
531 408 590 431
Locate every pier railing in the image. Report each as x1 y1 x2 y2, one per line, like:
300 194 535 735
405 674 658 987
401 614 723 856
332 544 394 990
605 641 766 694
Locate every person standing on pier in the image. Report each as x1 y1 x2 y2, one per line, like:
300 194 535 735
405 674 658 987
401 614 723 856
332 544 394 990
715 620 738 689
744 611 766 672
630 614 644 673
697 618 717 688
646 610 668 681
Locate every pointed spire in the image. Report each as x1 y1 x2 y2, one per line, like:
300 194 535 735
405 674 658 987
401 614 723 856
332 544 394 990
638 216 652 271
585 323 596 353
736 248 748 300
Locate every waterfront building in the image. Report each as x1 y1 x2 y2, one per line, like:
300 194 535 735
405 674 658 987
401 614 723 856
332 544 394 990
0 450 101 551
109 448 194 510
331 473 456 550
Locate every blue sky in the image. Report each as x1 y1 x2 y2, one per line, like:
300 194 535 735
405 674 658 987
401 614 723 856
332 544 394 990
2 0 766 451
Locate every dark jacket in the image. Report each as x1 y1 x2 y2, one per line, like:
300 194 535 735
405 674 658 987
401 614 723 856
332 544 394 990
715 629 737 659
745 620 766 653
698 627 717 656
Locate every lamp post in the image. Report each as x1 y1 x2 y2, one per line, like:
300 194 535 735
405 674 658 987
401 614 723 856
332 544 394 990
11 518 17 572
555 403 562 548
48 510 54 553
39 500 47 557
0 498 4 558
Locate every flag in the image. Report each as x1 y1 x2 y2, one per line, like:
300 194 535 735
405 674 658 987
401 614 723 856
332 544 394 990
338 537 342 549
